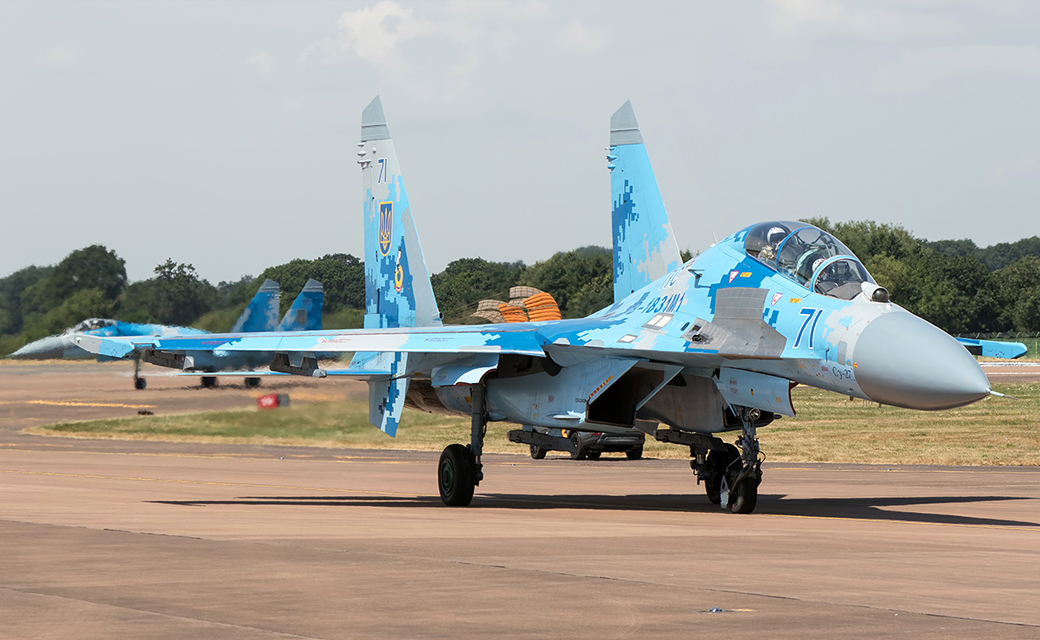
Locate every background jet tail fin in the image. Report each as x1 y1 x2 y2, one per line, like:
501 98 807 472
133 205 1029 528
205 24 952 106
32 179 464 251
608 101 682 301
279 279 324 331
231 279 281 333
359 96 442 329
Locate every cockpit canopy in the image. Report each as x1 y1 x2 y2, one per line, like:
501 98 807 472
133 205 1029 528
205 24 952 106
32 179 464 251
744 221 876 300
68 318 118 334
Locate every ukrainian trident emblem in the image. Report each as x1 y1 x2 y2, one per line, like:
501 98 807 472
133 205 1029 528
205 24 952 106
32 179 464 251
378 202 393 256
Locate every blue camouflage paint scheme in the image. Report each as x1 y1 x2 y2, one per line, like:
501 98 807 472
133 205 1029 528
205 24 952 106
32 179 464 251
279 279 324 332
231 279 281 333
10 279 280 361
78 98 1021 440
609 101 682 302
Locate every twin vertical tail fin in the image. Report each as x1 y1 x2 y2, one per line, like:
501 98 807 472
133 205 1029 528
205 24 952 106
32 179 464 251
358 96 442 330
231 279 281 333
608 101 682 301
279 279 324 331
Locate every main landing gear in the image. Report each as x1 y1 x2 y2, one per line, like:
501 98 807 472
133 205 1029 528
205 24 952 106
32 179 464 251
688 407 763 514
132 355 146 390
437 384 486 506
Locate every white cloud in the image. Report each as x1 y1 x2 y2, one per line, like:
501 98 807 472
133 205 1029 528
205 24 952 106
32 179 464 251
769 0 961 40
875 44 1040 92
246 51 275 73
555 20 606 55
296 0 557 109
37 45 84 68
335 0 434 66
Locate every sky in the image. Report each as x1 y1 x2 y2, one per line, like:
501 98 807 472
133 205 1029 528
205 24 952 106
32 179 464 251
2 0 1039 283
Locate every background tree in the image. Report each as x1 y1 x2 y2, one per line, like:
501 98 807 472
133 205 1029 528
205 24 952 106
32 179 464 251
117 259 217 326
432 258 525 323
518 246 612 318
259 254 365 314
0 265 52 335
48 244 127 302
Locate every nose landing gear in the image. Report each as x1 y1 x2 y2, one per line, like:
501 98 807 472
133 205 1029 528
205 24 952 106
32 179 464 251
720 407 763 514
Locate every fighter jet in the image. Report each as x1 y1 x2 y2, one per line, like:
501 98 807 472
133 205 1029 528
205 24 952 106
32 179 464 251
77 97 1022 514
9 279 280 368
21 279 325 390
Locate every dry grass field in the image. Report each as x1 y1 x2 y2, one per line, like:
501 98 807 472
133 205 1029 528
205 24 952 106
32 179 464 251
27 382 1040 465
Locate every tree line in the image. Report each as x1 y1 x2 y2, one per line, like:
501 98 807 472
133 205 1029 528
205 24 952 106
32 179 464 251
2 221 1039 356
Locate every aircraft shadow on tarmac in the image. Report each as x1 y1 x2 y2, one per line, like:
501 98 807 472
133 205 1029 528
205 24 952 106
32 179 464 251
152 493 1037 528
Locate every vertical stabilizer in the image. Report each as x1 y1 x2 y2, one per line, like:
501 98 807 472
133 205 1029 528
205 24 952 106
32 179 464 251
279 279 324 331
358 96 442 329
232 279 280 333
608 101 682 301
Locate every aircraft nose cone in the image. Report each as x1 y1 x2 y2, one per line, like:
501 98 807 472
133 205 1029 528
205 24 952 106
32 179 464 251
854 312 990 410
8 335 67 360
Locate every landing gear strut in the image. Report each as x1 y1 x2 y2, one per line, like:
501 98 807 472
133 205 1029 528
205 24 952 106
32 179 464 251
132 355 146 390
437 384 486 506
720 407 762 514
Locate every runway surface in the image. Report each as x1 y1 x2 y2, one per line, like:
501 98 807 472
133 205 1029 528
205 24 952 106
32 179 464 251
2 361 1039 638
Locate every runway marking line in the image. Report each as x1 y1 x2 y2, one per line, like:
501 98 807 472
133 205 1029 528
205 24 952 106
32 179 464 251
0 468 436 498
24 400 156 409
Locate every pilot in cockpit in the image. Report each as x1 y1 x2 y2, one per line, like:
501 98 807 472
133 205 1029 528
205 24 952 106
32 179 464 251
757 226 789 262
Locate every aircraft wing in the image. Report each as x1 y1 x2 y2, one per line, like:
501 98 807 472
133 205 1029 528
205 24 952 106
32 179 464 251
74 326 548 361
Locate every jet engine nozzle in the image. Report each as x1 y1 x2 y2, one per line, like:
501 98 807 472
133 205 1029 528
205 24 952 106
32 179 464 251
853 311 989 411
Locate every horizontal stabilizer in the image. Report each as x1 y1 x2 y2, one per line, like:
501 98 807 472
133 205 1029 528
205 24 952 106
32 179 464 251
368 352 410 437
956 337 1027 360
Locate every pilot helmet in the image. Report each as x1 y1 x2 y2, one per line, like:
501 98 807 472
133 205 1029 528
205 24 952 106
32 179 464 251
767 226 789 247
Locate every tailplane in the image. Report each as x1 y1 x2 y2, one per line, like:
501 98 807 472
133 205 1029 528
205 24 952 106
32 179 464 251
232 279 280 333
279 279 324 331
608 101 682 300
358 96 442 329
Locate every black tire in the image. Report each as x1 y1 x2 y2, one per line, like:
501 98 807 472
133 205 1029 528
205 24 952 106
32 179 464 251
569 432 587 460
728 477 759 514
134 378 147 391
704 444 739 505
201 376 218 389
530 444 546 460
244 377 261 389
586 450 601 460
438 444 475 506
625 447 643 461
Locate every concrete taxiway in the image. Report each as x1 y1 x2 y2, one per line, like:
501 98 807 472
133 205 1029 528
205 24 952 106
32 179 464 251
2 361 1039 638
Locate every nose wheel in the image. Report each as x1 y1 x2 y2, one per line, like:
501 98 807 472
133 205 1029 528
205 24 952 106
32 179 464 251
720 407 763 514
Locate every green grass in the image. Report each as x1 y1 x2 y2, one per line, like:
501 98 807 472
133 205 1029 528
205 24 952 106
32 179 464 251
758 383 1040 465
28 383 1040 465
